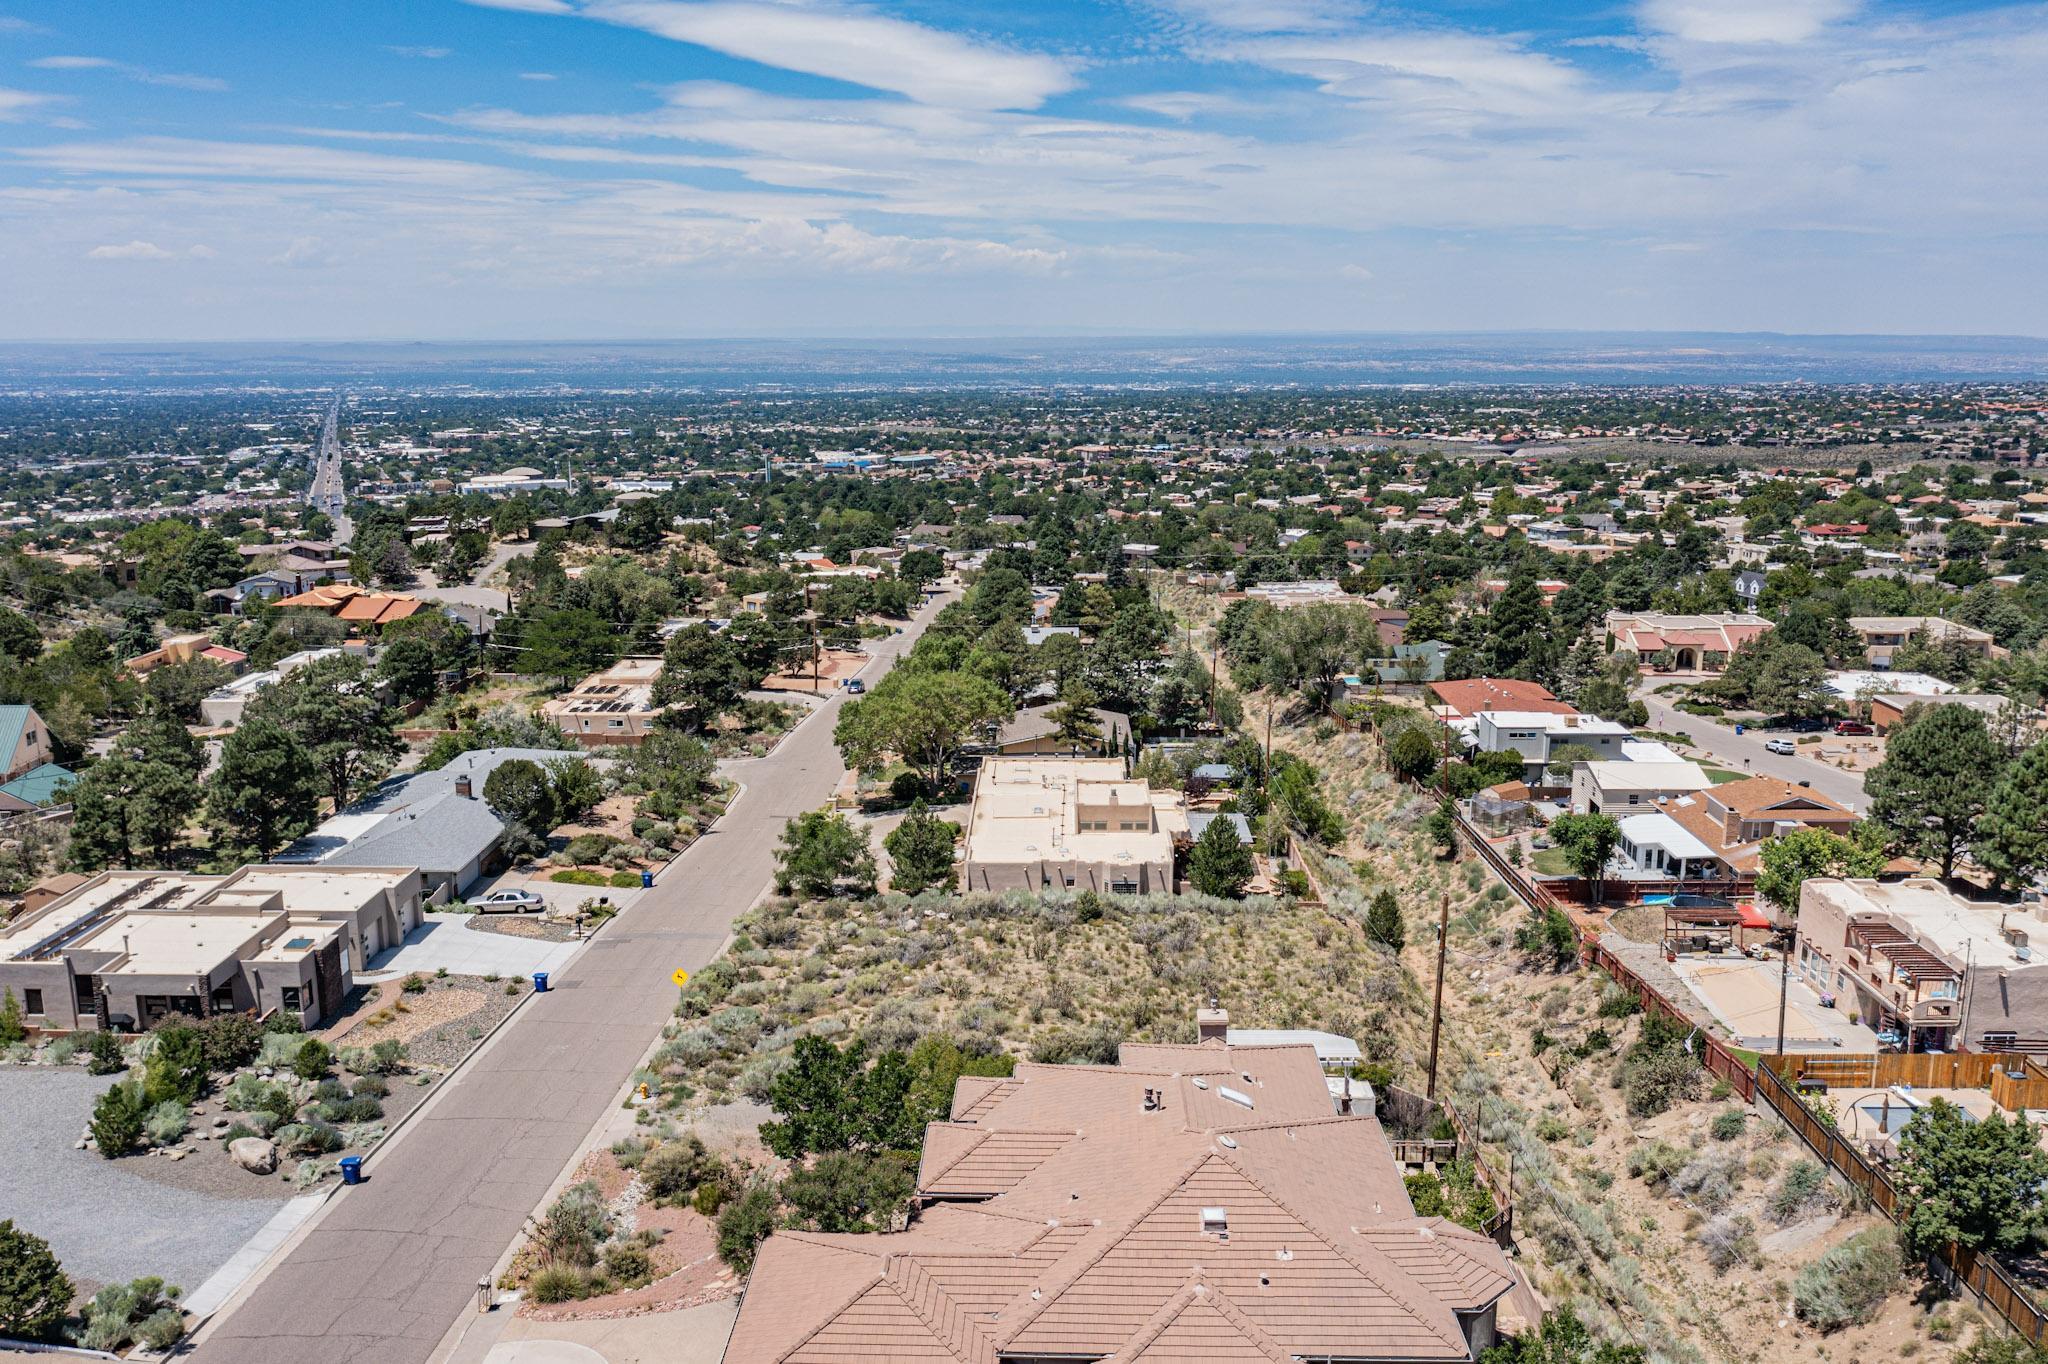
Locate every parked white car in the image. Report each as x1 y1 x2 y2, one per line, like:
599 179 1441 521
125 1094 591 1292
473 888 545 913
1763 738 1796 756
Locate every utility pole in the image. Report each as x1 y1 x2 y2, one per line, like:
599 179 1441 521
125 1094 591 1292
1775 924 1793 1057
1428 711 1455 1101
1427 889 1451 1100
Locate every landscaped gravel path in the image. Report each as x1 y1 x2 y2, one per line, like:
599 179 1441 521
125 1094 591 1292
0 1068 288 1293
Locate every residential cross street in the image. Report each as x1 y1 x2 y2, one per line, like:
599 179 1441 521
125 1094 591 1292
189 592 953 1364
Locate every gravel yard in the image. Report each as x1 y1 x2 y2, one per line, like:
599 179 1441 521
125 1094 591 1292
345 974 527 1070
0 1068 289 1294
469 914 579 943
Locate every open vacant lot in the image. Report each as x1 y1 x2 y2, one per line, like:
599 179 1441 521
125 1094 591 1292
0 1069 289 1294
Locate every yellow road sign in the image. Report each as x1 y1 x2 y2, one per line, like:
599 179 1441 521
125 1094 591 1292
671 968 691 989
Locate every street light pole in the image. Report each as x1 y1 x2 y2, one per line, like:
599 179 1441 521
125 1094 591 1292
1427 889 1450 1100
1776 925 1794 1057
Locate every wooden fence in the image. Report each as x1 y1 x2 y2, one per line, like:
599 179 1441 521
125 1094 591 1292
1584 936 1758 1102
1756 1049 2048 1341
1327 707 2048 1333
1760 1051 2002 1092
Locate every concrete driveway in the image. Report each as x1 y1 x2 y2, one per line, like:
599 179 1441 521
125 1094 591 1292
362 913 583 981
1636 691 1871 812
469 866 647 918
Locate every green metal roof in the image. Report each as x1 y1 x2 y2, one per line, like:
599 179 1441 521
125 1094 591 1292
0 762 75 809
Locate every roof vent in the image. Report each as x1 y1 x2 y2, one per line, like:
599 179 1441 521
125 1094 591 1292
1142 1087 1164 1113
1276 1246 1293 1261
1200 1207 1229 1237
1191 1077 1209 1090
1220 1086 1254 1109
1218 1135 1238 1150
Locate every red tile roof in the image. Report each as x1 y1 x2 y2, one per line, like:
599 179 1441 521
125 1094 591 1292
1427 678 1573 718
725 1041 1517 1364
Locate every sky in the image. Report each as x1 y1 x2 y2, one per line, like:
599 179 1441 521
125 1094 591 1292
0 0 2045 340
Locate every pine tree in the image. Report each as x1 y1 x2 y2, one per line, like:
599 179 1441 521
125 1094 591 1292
1187 815 1255 899
0 988 24 1046
204 716 322 859
884 800 958 895
1867 702 2004 877
1365 889 1405 951
1978 739 2048 890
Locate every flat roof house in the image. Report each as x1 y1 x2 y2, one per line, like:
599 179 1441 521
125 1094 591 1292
1797 878 2048 1052
540 658 673 749
1471 710 1631 786
721 1018 1518 1364
1570 759 1713 815
1847 616 1997 668
960 756 1187 894
0 864 421 1032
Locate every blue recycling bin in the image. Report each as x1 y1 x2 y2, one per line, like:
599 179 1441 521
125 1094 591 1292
641 870 653 889
1734 724 1745 735
533 972 549 993
339 1156 363 1186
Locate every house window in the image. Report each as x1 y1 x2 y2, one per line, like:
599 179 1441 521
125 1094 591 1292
279 985 303 1011
22 988 42 1016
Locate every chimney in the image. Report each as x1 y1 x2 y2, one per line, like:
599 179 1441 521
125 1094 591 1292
1197 1000 1229 1044
455 775 473 799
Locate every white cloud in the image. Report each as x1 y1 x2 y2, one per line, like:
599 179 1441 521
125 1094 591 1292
388 46 454 59
1339 263 1372 280
0 87 50 120
1638 0 1858 46
460 0 576 12
520 71 558 80
29 54 226 90
1151 0 1363 33
87 240 173 260
270 235 333 267
582 0 1076 109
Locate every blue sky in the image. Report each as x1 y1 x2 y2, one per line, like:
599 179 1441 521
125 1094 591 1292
1 0 2044 340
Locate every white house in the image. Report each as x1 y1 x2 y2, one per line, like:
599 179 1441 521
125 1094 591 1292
1570 759 1713 816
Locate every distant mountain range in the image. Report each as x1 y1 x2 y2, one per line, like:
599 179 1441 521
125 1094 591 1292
2 331 2045 390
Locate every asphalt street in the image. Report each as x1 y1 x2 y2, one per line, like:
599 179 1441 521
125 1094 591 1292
194 591 951 1364
1635 691 1872 812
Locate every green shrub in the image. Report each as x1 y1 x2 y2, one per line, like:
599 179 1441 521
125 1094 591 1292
401 974 426 995
527 1265 597 1304
196 1013 264 1071
1770 1159 1838 1224
90 1082 145 1157
144 1100 191 1145
141 1023 207 1107
318 1095 384 1124
602 1243 653 1287
1699 1213 1758 1273
352 1074 390 1098
535 1182 610 1268
1710 1109 1747 1141
610 870 643 887
221 1122 256 1145
692 1180 728 1215
551 869 610 886
1597 986 1642 1019
716 1184 780 1276
0 1219 71 1341
137 1306 186 1352
1792 1228 1903 1330
275 1121 345 1156
84 1029 126 1075
263 1012 303 1035
257 1032 303 1068
642 1135 720 1205
1626 1139 1690 1187
292 1038 333 1081
610 1135 647 1170
1535 1114 1570 1142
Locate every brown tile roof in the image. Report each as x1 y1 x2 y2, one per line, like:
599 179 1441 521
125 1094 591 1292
724 1040 1517 1364
1706 775 1853 821
1427 678 1572 718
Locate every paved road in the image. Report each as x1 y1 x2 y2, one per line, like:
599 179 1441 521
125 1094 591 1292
411 539 536 615
195 598 949 1364
1637 691 1871 812
309 398 352 546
